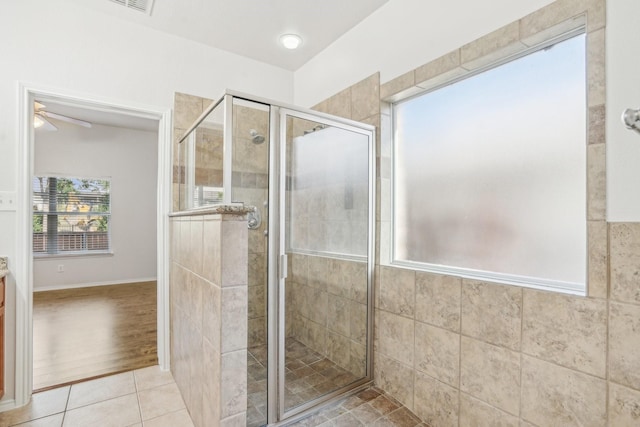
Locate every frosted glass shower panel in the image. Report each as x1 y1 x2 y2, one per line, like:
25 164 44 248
178 100 225 210
287 119 370 257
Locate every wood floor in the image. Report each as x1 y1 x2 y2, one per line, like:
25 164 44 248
33 281 158 392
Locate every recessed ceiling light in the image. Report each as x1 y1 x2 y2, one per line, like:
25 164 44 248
280 34 302 50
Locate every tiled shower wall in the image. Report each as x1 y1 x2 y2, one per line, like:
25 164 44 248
172 92 215 212
287 254 368 376
173 94 268 350
316 0 640 425
169 212 248 427
231 104 269 351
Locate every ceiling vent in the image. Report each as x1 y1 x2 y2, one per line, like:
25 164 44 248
110 0 154 15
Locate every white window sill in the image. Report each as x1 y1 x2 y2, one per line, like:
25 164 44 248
34 251 114 260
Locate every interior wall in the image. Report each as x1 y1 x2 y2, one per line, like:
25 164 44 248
0 0 292 404
33 122 158 290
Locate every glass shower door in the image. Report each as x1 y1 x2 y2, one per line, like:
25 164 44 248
278 110 374 419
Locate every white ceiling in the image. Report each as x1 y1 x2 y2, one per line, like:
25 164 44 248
71 0 390 71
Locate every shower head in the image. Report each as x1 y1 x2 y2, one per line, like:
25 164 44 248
249 129 266 145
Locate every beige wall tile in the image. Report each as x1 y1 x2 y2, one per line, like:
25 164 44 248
377 310 414 366
374 353 414 410
308 256 328 290
220 350 247 419
415 272 461 332
320 87 352 119
351 73 380 122
610 302 640 390
460 22 525 70
221 219 248 287
350 301 367 345
610 223 640 304
202 339 221 426
174 92 206 130
459 393 519 427
586 0 606 32
202 282 221 352
415 50 460 84
587 220 608 298
189 218 204 274
413 372 459 427
380 70 417 101
520 0 586 40
380 266 415 317
202 220 221 286
327 293 350 336
415 322 460 387
327 331 351 370
587 143 606 221
220 412 247 427
521 355 606 426
609 382 640 426
221 286 248 353
588 104 606 145
587 29 606 107
460 337 521 415
461 280 522 350
522 289 607 377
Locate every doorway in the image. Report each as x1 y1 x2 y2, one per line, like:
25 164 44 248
15 84 172 407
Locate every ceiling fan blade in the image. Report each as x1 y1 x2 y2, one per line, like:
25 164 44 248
35 114 58 131
43 111 92 128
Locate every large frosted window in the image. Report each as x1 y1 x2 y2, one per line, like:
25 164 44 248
393 34 586 290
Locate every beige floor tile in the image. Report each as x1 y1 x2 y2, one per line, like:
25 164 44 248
133 366 174 392
137 383 185 421
67 372 136 410
10 413 64 427
143 409 195 427
0 387 69 427
62 394 141 427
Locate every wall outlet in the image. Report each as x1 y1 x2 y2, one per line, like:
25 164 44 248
57 264 64 273
0 191 17 212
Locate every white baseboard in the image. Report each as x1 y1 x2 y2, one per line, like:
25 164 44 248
33 277 158 292
0 399 18 412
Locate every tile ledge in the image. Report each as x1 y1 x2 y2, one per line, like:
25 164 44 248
169 204 251 217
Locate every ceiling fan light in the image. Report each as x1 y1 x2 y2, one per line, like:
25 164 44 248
280 34 302 50
33 114 45 128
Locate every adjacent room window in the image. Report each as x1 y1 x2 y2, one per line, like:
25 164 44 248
33 177 111 255
392 33 587 292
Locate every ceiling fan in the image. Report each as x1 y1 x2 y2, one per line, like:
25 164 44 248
34 101 92 131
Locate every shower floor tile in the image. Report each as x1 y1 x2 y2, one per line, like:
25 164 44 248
246 340 427 427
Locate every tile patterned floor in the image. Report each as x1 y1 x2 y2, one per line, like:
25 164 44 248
0 361 426 427
248 340 427 427
287 388 429 427
247 339 360 427
0 366 193 427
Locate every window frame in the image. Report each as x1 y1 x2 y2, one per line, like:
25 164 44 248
389 27 588 295
32 175 113 258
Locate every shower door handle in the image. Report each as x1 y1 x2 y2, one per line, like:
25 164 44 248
280 254 288 280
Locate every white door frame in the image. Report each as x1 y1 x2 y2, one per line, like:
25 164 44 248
14 82 172 408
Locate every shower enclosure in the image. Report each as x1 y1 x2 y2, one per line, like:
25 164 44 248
177 91 375 426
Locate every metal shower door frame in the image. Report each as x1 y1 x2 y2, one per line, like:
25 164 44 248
268 106 376 425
